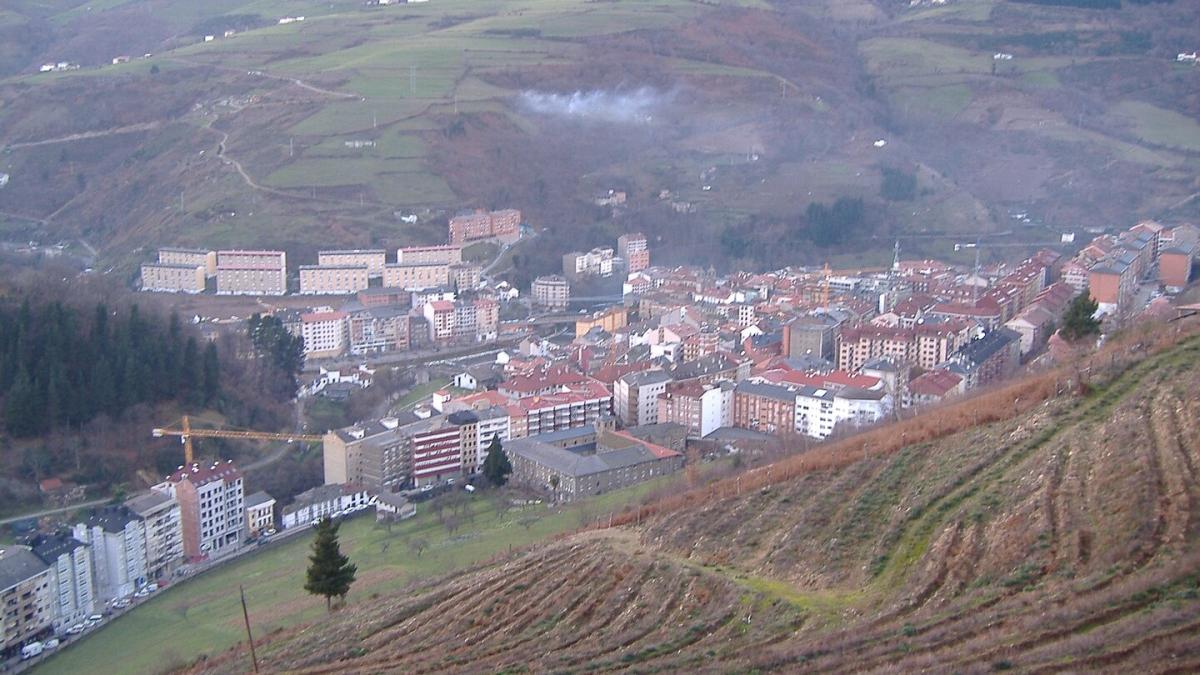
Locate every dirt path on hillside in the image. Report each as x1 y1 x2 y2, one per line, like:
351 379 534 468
4 121 162 149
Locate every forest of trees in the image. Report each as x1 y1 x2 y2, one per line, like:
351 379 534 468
1 300 218 438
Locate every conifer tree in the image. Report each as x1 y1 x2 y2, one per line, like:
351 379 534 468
304 519 357 611
481 435 512 487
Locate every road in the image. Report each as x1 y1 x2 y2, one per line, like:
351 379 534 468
302 334 529 374
0 498 109 526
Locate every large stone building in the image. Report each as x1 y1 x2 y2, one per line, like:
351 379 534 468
383 262 450 290
299 265 370 295
124 491 183 581
449 209 521 245
532 275 570 310
397 244 462 265
140 262 207 293
0 547 53 652
216 250 287 295
782 315 840 361
30 534 93 631
508 429 684 502
154 460 245 560
317 249 387 277
617 233 650 273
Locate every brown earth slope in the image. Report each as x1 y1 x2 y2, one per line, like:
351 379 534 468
189 325 1200 673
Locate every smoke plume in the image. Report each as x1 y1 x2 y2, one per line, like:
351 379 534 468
518 88 663 124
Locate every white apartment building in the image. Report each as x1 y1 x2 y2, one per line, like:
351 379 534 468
124 491 183 581
614 370 672 427
155 461 245 560
216 250 287 295
301 311 349 358
31 534 94 630
318 249 387 277
281 485 373 530
794 386 892 440
73 506 149 603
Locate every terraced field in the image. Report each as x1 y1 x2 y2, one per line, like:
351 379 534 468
190 323 1200 673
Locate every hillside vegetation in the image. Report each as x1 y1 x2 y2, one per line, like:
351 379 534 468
188 318 1200 673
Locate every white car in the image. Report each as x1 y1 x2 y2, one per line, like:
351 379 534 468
147 583 159 593
66 624 84 635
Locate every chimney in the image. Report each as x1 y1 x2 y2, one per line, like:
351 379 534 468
380 417 400 430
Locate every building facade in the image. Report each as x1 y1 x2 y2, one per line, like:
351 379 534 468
347 306 410 355
140 263 207 293
158 247 217 276
397 244 462 265
383 262 449 290
30 534 93 631
617 233 650 273
124 492 183 581
532 275 570 310
299 265 370 295
301 311 349 358
614 370 671 427
449 209 521 245
245 492 276 537
317 249 387 277
72 506 148 603
155 461 245 560
0 547 53 652
216 250 287 295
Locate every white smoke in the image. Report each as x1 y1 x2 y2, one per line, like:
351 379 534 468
518 88 662 124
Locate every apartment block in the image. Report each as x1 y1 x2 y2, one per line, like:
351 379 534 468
383 262 449 290
617 233 650 273
532 275 570 310
733 381 797 435
30 533 93 630
299 265 370 295
397 244 462 265
301 311 349 358
783 315 840 360
449 209 521 245
216 250 287 296
449 262 483 292
347 306 410 355
245 492 275 537
657 380 733 438
323 417 414 491
423 300 455 344
1159 244 1194 292
72 506 148 603
140 262 206 293
124 491 183 581
563 247 615 278
317 249 387 277
154 460 245 560
576 305 628 338
0 547 53 652
838 321 970 372
614 370 672 427
158 247 217 276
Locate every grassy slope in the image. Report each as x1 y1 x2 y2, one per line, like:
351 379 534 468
39 475 684 675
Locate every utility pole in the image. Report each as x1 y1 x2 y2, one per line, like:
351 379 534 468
240 585 259 673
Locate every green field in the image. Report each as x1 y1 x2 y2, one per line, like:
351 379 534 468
40 476 686 675
1112 100 1200 153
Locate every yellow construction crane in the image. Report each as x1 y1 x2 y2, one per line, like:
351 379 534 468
152 415 323 465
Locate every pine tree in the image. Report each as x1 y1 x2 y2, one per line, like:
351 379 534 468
1060 294 1102 342
481 435 512 487
304 519 357 611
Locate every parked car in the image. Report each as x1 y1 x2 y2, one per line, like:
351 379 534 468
44 638 60 649
66 624 84 635
21 642 44 659
146 583 158 593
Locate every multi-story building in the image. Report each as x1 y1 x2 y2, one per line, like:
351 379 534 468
245 492 275 537
383 262 449 290
449 262 483 292
656 380 733 438
614 370 672 427
347 306 410 355
464 406 511 473
301 311 349 358
838 321 970 372
941 328 1021 390
907 369 965 407
792 385 892 440
282 484 373 529
563 247 615 278
405 417 463 487
1088 257 1136 315
449 209 521 245
72 506 148 602
124 491 183 581
532 275 570 310
507 429 683 502
453 301 478 341
397 244 462 265
317 249 387 277
575 305 628 338
783 315 840 361
733 381 797 435
516 380 613 438
299 265 370 295
0 547 53 651
216 250 287 296
423 300 455 344
140 262 207 293
474 298 499 341
356 287 411 308
1159 244 1195 292
154 460 245 560
323 417 413 491
617 233 650 273
158 247 217 276
30 533 93 631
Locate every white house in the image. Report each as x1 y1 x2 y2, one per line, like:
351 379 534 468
281 484 372 530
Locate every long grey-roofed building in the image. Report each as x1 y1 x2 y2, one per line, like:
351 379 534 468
507 429 684 502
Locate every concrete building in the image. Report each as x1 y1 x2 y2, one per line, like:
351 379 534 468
449 209 521 246
508 430 684 502
733 381 797 435
941 328 1021 390
576 305 628 338
466 406 511 473
783 315 840 361
72 506 148 602
614 370 672 427
563 247 615 278
281 484 373 529
383 262 449 290
216 250 287 296
158 247 217 276
838 321 970 372
532 275 570 310
617 233 650 273
30 534 93 630
0 547 53 651
140 262 207 293
300 311 349 358
907 369 965 407
299 265 370 295
323 417 415 491
1159 244 1194 292
317 249 387 277
154 460 245 560
656 380 733 438
347 306 409 355
1088 258 1135 315
423 300 455 344
449 263 483 292
397 244 462 265
245 492 276 537
124 492 183 581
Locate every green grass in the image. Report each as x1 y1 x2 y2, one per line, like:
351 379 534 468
394 379 452 412
1112 100 1200 153
40 476 681 675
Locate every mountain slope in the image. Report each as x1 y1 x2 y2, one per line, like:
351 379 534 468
189 324 1200 673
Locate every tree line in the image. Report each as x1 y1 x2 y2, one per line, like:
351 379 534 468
0 299 219 438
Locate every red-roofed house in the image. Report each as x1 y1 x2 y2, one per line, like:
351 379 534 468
906 370 964 407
